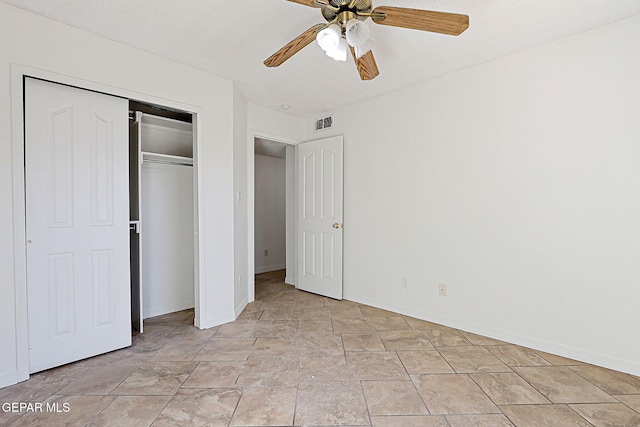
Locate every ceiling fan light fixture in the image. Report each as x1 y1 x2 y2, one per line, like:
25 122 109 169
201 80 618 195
345 18 370 48
326 37 348 61
265 1 469 80
317 24 348 62
316 24 341 53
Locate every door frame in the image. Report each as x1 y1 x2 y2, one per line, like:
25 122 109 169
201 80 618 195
247 130 299 303
10 64 207 382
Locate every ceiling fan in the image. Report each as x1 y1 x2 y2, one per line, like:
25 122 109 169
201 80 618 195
264 0 469 81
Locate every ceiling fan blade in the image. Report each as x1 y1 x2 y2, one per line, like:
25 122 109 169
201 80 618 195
350 47 379 81
264 24 325 68
372 6 469 36
287 0 320 7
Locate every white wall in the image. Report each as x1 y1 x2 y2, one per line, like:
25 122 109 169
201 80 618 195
140 119 195 318
254 155 287 274
308 15 640 375
141 162 195 318
233 87 249 315
0 4 237 387
248 104 306 141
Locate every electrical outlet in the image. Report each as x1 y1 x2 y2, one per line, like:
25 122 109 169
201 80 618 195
439 283 447 297
238 275 243 287
401 277 408 290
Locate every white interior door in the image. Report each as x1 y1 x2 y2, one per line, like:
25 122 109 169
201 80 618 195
25 78 131 373
297 135 344 299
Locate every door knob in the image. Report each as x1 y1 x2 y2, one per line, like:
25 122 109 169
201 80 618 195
332 223 342 229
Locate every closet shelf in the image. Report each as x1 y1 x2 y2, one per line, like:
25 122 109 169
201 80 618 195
142 151 193 166
140 113 192 133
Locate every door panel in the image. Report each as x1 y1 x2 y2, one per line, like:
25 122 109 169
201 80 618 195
25 78 131 373
91 112 115 226
92 249 116 327
48 105 74 227
321 232 335 279
48 252 75 336
297 136 343 299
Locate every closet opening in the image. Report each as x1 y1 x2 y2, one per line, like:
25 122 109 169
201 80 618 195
129 100 197 333
253 138 295 293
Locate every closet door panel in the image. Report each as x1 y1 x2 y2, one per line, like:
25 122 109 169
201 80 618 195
90 112 115 226
25 78 131 373
48 105 74 227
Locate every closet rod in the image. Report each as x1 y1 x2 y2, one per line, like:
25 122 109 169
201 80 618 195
142 159 193 167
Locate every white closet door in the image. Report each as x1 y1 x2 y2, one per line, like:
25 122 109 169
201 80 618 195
25 78 131 373
141 162 194 318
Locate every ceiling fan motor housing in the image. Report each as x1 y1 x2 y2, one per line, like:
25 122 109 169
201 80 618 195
322 0 372 23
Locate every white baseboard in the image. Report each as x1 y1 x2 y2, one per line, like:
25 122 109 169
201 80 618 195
235 296 249 318
344 290 640 377
284 276 295 286
200 311 236 329
0 371 18 389
144 300 195 320
254 264 286 274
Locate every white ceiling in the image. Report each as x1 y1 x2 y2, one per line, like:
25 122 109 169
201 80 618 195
3 0 639 118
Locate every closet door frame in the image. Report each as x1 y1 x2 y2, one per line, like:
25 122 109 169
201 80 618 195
9 64 206 384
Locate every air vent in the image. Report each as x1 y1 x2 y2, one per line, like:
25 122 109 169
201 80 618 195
315 115 333 132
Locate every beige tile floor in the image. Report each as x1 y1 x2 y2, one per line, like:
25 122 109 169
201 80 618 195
2 270 640 426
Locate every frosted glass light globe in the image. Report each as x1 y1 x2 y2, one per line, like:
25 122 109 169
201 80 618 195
345 18 370 48
316 24 341 53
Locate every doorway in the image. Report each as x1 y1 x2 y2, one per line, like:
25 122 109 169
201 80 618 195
248 134 345 302
129 101 197 333
253 138 296 293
